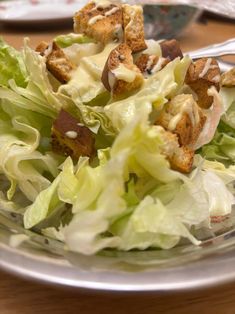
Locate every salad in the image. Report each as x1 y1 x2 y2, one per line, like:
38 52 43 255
0 0 235 256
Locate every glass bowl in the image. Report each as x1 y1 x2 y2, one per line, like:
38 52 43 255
1 200 235 292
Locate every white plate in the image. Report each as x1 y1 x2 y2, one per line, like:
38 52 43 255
0 0 87 24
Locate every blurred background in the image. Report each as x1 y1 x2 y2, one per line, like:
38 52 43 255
0 0 234 39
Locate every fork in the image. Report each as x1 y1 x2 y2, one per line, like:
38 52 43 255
187 38 235 72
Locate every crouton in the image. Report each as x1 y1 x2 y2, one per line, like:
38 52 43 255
135 53 169 75
73 1 123 45
35 41 49 56
36 42 75 83
157 126 194 173
169 146 194 173
101 43 143 97
185 57 220 109
160 39 183 60
156 94 206 147
122 4 147 53
221 67 235 87
46 42 76 84
51 110 95 159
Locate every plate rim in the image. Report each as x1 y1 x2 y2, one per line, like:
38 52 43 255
0 0 85 24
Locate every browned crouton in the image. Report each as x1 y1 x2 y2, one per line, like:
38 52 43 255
73 2 123 45
221 67 235 87
36 42 75 83
169 146 194 173
156 94 206 147
51 110 95 159
122 4 147 53
101 43 143 98
185 58 220 109
158 126 194 173
35 41 49 55
160 39 183 60
46 42 75 84
135 53 169 75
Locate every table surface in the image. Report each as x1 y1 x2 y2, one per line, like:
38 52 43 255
0 14 235 314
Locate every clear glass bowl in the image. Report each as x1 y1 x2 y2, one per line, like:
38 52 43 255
1 201 235 292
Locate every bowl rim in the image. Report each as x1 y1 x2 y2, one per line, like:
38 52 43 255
1 239 235 292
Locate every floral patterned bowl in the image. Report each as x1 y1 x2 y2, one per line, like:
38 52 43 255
143 5 202 39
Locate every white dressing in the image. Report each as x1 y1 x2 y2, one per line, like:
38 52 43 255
60 43 117 103
63 43 102 66
168 94 200 131
111 64 137 83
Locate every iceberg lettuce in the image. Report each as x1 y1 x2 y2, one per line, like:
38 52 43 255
0 38 28 88
0 114 60 202
111 196 200 251
24 174 61 229
201 87 235 164
0 39 66 206
20 106 235 255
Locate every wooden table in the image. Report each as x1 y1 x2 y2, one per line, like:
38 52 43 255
0 15 235 314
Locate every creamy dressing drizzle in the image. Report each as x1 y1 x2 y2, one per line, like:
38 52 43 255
168 96 200 131
211 74 221 83
89 5 119 25
146 55 155 72
44 43 53 57
111 63 137 82
105 6 119 16
108 71 116 89
151 57 166 74
199 58 212 78
88 15 105 25
65 131 78 139
53 57 67 64
198 58 218 78
92 0 111 10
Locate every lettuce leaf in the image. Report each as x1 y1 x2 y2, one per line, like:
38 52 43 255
200 87 235 164
0 39 66 204
201 122 235 163
0 38 28 88
111 196 200 251
24 174 61 229
0 114 60 202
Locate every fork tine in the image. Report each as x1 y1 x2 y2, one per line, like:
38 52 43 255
187 38 235 60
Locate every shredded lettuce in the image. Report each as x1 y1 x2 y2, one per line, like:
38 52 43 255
0 38 28 88
0 39 65 205
23 174 61 229
201 87 235 164
21 112 235 255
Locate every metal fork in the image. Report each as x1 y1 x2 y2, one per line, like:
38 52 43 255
187 38 235 72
